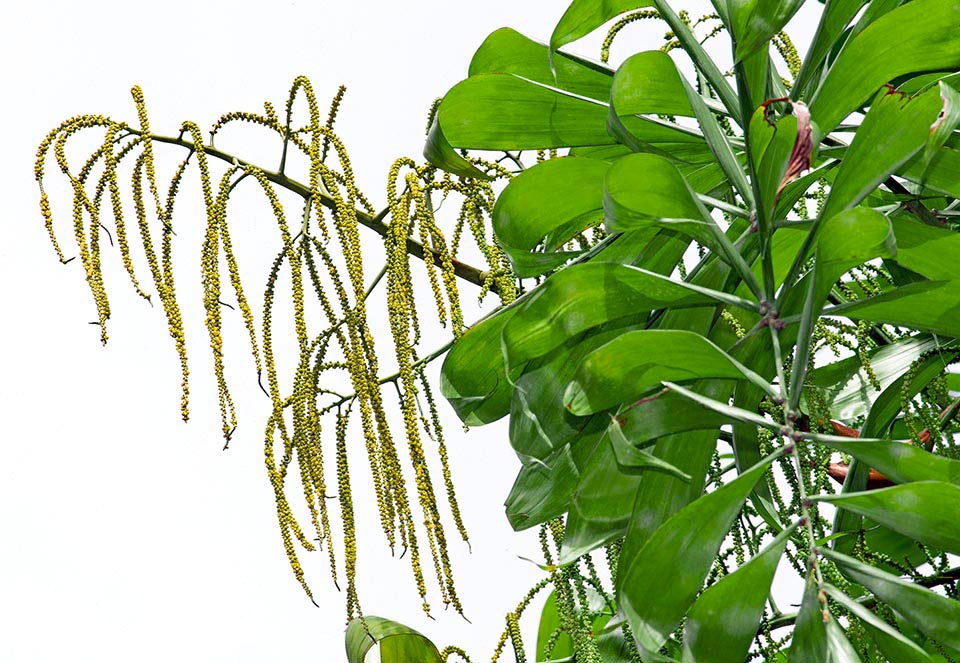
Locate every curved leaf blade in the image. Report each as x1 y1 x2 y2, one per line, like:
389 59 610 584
664 381 778 431
792 0 868 98
823 549 960 649
892 215 960 282
510 328 621 461
728 0 806 63
604 152 761 293
439 73 612 150
618 453 778 653
809 208 896 323
833 335 957 554
608 416 691 481
920 82 960 176
783 207 896 362
471 27 613 102
809 334 950 422
560 429 644 562
789 578 829 662
817 437 960 486
820 85 943 222
615 389 731 448
825 615 863 663
815 481 960 554
423 116 493 179
505 433 602 530
603 152 705 229
564 330 774 416
440 307 518 426
345 617 442 663
611 50 693 117
501 262 713 367
829 280 960 339
492 156 609 277
825 584 933 663
682 523 797 663
550 0 654 53
809 0 960 134
536 588 612 661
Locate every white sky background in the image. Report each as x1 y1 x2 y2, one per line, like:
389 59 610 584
1 2 822 661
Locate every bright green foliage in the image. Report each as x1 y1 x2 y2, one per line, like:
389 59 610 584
617 454 778 653
788 578 828 662
423 0 960 660
682 524 797 663
824 549 960 650
37 0 960 661
816 482 960 554
345 617 443 663
492 156 609 276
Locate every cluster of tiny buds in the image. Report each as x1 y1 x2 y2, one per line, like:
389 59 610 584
758 299 787 330
780 426 803 446
779 410 805 453
36 74 517 620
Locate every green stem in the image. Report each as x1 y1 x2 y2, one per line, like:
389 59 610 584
699 194 751 219
652 0 741 124
786 274 818 414
768 324 790 399
317 337 456 416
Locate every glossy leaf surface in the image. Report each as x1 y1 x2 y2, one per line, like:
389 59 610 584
560 431 644 562
830 280 960 339
345 617 441 663
551 0 654 53
471 27 613 101
825 616 863 663
440 308 517 425
492 156 609 277
607 417 691 481
501 262 712 367
824 549 960 648
808 334 950 422
563 330 768 415
820 85 943 222
728 0 805 63
439 73 612 150
892 215 960 281
611 50 693 117
682 524 796 663
816 481 960 553
509 328 621 461
423 116 493 179
618 454 776 653
825 584 933 662
818 438 960 486
603 152 706 228
809 0 960 133
789 579 828 662
813 207 896 307
505 434 601 530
